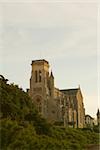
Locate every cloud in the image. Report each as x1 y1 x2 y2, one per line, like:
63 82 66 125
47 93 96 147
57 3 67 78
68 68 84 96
85 95 98 117
0 2 97 59
0 0 98 4
0 25 97 62
0 1 98 117
1 2 97 27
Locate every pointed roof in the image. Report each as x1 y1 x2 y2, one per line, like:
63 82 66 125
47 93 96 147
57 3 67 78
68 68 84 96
50 70 54 78
85 114 94 120
97 109 100 115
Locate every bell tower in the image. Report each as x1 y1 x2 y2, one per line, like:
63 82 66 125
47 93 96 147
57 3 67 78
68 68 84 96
29 59 49 118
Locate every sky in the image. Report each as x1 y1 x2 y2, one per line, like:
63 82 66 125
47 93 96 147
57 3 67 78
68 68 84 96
0 0 100 118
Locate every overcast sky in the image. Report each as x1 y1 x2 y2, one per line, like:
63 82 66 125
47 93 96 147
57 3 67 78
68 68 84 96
0 0 99 118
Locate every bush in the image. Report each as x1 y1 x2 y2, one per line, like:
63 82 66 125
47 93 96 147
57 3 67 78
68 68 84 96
0 76 99 150
93 125 100 133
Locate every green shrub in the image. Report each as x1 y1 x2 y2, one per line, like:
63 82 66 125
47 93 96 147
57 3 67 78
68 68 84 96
0 76 99 150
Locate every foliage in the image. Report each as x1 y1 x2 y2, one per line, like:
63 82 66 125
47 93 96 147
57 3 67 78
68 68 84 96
0 119 99 150
0 77 36 120
93 125 100 133
0 76 99 150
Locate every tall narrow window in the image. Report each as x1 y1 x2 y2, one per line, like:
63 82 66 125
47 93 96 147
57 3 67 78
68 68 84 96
35 70 38 82
39 70 42 82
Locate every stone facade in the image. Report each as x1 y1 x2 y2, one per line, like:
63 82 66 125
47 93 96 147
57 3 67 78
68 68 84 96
85 115 94 128
60 89 85 128
29 59 85 128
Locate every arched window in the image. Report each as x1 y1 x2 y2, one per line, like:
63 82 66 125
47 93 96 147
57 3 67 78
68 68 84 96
39 70 42 82
35 70 38 82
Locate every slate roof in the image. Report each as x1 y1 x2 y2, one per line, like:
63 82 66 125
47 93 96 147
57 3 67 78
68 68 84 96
60 88 79 95
85 115 94 120
97 109 100 115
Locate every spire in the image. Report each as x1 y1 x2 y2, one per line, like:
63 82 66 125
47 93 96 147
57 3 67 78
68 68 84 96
50 70 54 78
78 84 80 89
97 109 100 116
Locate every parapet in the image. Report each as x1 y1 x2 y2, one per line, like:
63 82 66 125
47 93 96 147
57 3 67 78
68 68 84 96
31 59 49 66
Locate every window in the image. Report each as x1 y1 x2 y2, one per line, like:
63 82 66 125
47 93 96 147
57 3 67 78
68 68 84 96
35 70 42 83
39 70 42 82
35 70 38 82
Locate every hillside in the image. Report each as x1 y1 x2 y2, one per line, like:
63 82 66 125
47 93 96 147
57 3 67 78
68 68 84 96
0 75 99 150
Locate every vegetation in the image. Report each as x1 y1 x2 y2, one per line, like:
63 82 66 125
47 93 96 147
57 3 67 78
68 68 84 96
0 75 99 150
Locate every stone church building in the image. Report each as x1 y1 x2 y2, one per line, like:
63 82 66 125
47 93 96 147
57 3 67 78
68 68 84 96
28 59 85 128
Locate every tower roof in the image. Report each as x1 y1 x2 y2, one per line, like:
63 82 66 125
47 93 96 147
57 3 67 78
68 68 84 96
97 109 100 115
50 70 54 78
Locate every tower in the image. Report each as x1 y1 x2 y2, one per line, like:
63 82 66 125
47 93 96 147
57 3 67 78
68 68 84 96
29 59 58 122
49 71 54 98
29 59 50 118
97 109 100 126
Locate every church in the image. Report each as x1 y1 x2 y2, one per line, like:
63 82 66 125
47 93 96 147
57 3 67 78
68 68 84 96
28 59 85 128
